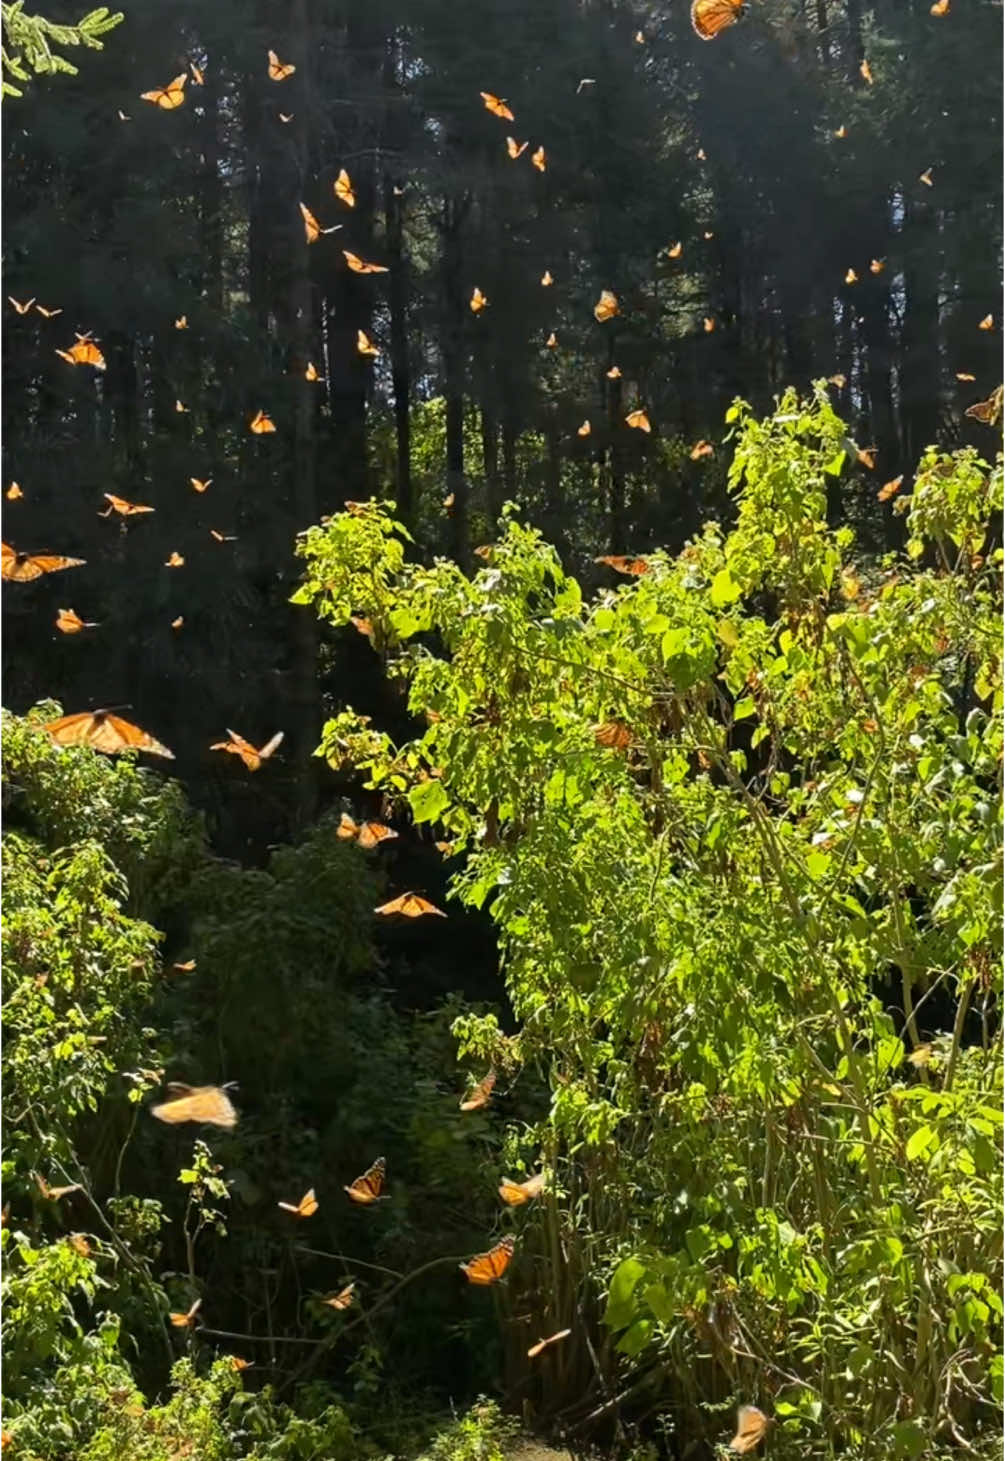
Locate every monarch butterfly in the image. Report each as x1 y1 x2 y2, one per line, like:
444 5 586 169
305 362 322 381
593 721 633 750
696 147 707 160
165 551 185 568
965 387 1003 426
978 315 994 331
531 145 546 172
703 317 716 333
210 529 237 542
250 409 277 434
459 1067 496 1111
55 608 98 634
279 112 294 123
350 615 374 638
374 892 446 918
540 269 554 285
344 1156 386 1205
844 268 858 285
337 812 398 849
230 1356 252 1370
189 62 204 85
277 1188 319 1218
704 230 715 239
606 365 622 379
34 1173 82 1201
498 1172 545 1205
45 709 174 760
169 1298 202 1328
907 1043 934 1067
175 315 188 329
827 373 846 388
594 290 618 322
66 1232 91 1256
506 137 528 158
956 372 976 382
545 332 557 348
930 0 949 13
870 258 885 274
470 287 488 312
8 296 35 314
140 73 187 108
55 335 106 369
690 440 714 460
300 202 339 244
2 544 85 581
834 124 848 138
117 108 131 121
480 92 514 120
460 1235 514 1286
343 250 389 274
334 168 355 207
729 1405 773 1454
190 477 212 493
919 168 933 187
100 494 154 516
36 305 62 318
634 28 645 42
691 0 744 38
667 241 683 258
444 490 455 506
210 729 284 771
172 959 196 972
267 49 296 81
357 330 379 357
877 475 904 502
594 554 649 575
625 409 651 432
151 1083 237 1128
6 482 23 500
528 1328 571 1358
577 420 591 436
171 616 184 629
174 400 189 414
860 58 874 83
324 1282 356 1309
856 446 877 470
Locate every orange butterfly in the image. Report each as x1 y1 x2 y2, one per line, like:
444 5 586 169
344 1156 386 1205
860 58 874 83
210 729 284 771
66 1232 91 1256
919 168 933 187
100 493 154 516
172 959 196 972
141 73 187 108
634 28 645 42
169 1298 202 1329
55 334 106 369
606 365 622 379
6 482 23 500
690 440 714 459
278 111 294 123
210 529 237 542
55 608 98 634
480 92 514 120
175 315 188 330
43 710 173 759
190 477 212 492
531 145 546 172
350 615 374 638
870 258 885 274
301 202 339 243
857 446 877 470
470 287 488 312
334 168 355 207
577 420 591 436
593 720 632 750
8 296 35 314
528 1328 571 1358
165 549 185 566
230 1356 252 1371
625 408 651 432
845 268 858 285
834 124 848 138
696 147 707 160
268 49 296 80
541 269 554 285
374 892 446 917
443 492 455 509
729 1405 773 1454
171 616 184 629
594 289 618 322
703 317 716 333
151 1082 237 1127
877 475 904 502
667 241 683 258
189 62 204 85
459 1068 496 1111
499 1172 545 1206
34 1173 82 1201
930 0 949 13
174 400 189 414
343 250 388 274
278 1188 319 1218
460 1235 514 1286
337 812 398 849
965 387 1003 426
36 305 62 317
703 230 715 239
956 372 976 382
545 331 557 348
324 1283 356 1310
594 554 648 575
978 315 994 331
827 373 847 388
506 137 528 158
691 0 744 39
357 330 379 356
250 409 277 434
305 362 322 381
2 543 85 581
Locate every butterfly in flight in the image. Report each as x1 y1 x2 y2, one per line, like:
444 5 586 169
169 1298 202 1329
540 269 554 285
667 241 683 258
8 296 35 314
729 1405 773 1454
577 420 591 437
978 315 994 331
459 1068 496 1111
606 365 622 379
343 250 389 274
845 268 858 285
300 203 340 244
594 721 633 750
374 892 446 918
498 1172 545 1206
190 477 212 493
528 1328 571 1358
860 58 874 83
870 258 886 274
55 608 98 634
460 1235 514 1286
333 168 355 207
506 137 528 158
44 709 174 759
6 482 23 500
919 168 933 187
141 73 187 108
595 554 649 575
877 475 904 502
480 91 514 120
690 440 714 459
210 729 284 771
250 409 277 434
531 145 546 172
172 959 196 972
151 1082 237 1127
188 62 204 85
36 305 62 317
268 49 296 80
470 287 488 312
691 0 744 38
305 362 322 381
625 409 651 432
594 289 618 322
2 543 85 581
34 1173 82 1201
965 387 1003 426
55 334 105 369
357 330 379 357
545 331 557 348
324 1282 356 1310
344 1156 386 1205
278 1188 319 1218
100 493 154 516
337 812 398 849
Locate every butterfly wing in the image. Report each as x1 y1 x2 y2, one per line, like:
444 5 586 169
326 1282 356 1309
459 1068 496 1111
691 0 743 38
729 1406 771 1454
593 721 633 750
460 1235 515 1285
344 1157 386 1204
356 820 397 849
334 169 355 207
151 1085 237 1128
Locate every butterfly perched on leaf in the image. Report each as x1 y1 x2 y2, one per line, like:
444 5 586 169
528 1328 571 1358
278 1188 319 1218
337 811 398 849
531 145 546 172
460 1235 514 1286
34 1173 82 1201
594 289 618 322
44 709 174 760
151 1082 237 1128
344 1156 386 1205
140 73 187 109
268 49 296 80
324 1282 356 1310
357 330 379 357
625 409 651 432
375 892 446 917
250 409 277 434
169 1298 202 1329
8 296 35 314
480 91 514 120
593 720 633 750
55 608 98 634
210 729 284 771
729 1405 773 1454
334 168 355 207
470 287 488 312
55 334 105 369
459 1068 496 1111
498 1172 545 1206
691 0 744 39
100 493 154 516
300 202 339 244
595 553 648 575
343 250 388 275
2 543 85 581
506 136 528 158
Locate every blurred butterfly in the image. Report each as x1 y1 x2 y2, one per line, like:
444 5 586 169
634 28 645 42
344 1156 386 1205
278 1188 319 1218
357 329 379 357
344 250 388 274
667 241 683 258
593 720 632 750
268 50 296 80
869 258 885 274
55 334 106 368
470 287 488 312
171 616 184 629
834 124 847 138
531 145 546 172
172 959 196 972
459 1068 496 1111
908 1043 934 1067
56 608 98 634
919 168 933 187
100 494 154 516
2 544 85 580
703 230 715 239
729 1405 773 1454
545 331 557 348
594 289 618 322
190 477 211 492
305 362 322 381
827 373 846 388
230 1356 252 1371
965 387 1003 426
66 1233 91 1256
189 62 204 85
324 1283 356 1310
334 168 355 207
499 1172 545 1205
164 551 185 568
8 296 35 314
696 147 707 160
460 1235 514 1285
955 372 976 382
877 475 904 502
528 1329 571 1358
175 400 189 413
443 491 456 509
594 554 648 575
337 812 398 849
301 203 339 244
691 0 744 39
856 446 877 469
279 111 294 122
978 315 994 331
350 615 374 638
36 305 62 317
117 109 130 121
34 1173 82 1201
6 482 23 500
625 408 651 432
930 0 949 13
174 316 187 330
374 892 446 917
169 1298 202 1328
210 529 237 542
250 409 277 434
480 92 514 120
151 1082 237 1127
845 269 858 285
606 365 622 379
577 420 591 436
691 440 714 459
507 136 528 158
541 269 554 285
860 58 874 83
141 74 186 108
703 317 716 333
576 78 596 92
210 729 284 771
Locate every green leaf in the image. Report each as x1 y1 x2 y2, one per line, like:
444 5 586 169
407 779 450 824
710 568 741 607
604 1256 647 1331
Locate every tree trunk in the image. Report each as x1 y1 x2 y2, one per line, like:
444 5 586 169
441 194 470 567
